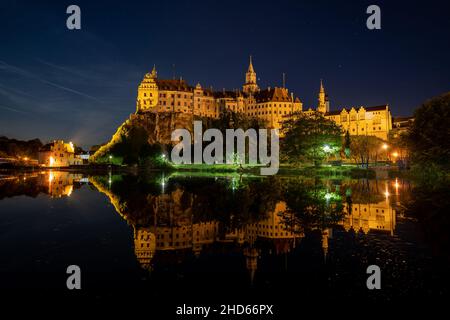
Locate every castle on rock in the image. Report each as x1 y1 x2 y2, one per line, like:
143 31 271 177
136 57 392 140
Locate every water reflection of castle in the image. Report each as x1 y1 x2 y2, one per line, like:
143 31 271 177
90 178 398 274
37 171 83 197
0 171 83 198
0 173 399 277
131 202 300 272
343 200 396 236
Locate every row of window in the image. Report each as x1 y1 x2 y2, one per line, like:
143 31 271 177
248 103 294 109
347 126 383 132
250 224 287 230
248 110 291 116
351 207 386 213
249 231 292 237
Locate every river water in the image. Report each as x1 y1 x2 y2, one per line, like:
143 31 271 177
0 170 448 309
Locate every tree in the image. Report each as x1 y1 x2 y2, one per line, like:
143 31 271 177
344 130 351 158
388 130 409 162
349 135 384 168
281 112 342 166
0 136 43 160
407 92 450 170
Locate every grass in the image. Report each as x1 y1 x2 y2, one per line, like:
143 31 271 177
277 164 376 178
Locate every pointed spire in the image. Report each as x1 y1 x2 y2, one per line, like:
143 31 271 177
320 79 324 93
150 64 157 78
248 55 255 73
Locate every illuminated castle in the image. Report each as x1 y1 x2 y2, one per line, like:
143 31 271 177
136 57 303 129
306 80 393 140
136 58 393 139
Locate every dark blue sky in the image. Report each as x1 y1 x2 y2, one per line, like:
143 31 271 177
1 0 449 147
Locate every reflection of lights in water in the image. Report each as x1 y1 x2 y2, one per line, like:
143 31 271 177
161 173 166 192
384 181 390 198
67 185 73 197
48 171 54 183
49 156 55 166
394 178 400 194
231 177 237 190
324 192 332 201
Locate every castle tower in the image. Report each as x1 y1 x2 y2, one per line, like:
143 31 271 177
317 80 329 113
243 56 259 95
136 65 159 113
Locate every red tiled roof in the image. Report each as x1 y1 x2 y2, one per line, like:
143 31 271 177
254 87 292 103
156 79 191 91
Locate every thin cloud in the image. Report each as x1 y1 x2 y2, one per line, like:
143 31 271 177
0 60 103 103
0 104 30 115
0 83 35 98
35 58 136 88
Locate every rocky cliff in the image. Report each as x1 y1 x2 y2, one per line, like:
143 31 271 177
91 112 202 162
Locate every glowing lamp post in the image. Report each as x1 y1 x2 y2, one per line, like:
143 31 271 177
381 143 389 162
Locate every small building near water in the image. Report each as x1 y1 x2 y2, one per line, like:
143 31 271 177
38 140 82 167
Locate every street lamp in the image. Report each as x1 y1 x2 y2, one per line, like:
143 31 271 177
382 143 388 150
323 144 331 153
109 155 112 165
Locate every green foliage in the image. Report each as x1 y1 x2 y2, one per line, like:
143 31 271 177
407 92 450 170
281 179 344 232
281 112 342 166
94 126 169 167
202 111 269 165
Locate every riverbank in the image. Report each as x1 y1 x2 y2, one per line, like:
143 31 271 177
1 162 381 179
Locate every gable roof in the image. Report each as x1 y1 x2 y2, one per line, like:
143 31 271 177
325 104 389 116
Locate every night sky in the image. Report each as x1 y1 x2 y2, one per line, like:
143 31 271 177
1 0 449 147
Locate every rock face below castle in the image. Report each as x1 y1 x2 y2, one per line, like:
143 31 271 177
91 112 200 162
